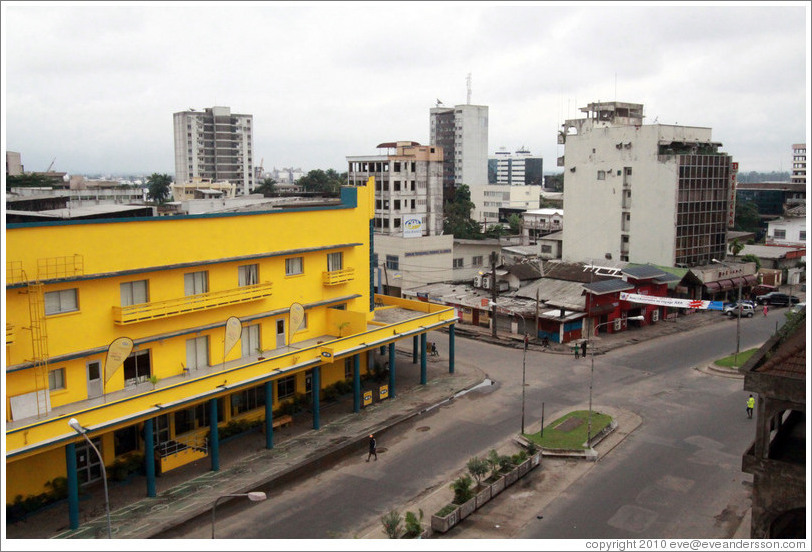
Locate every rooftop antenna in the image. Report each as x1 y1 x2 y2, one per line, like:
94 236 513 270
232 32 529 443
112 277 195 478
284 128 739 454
466 73 472 104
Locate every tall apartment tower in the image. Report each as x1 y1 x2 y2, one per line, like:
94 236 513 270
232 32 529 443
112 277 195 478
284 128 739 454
791 143 806 185
488 148 544 186
560 101 735 267
173 106 254 195
429 103 489 201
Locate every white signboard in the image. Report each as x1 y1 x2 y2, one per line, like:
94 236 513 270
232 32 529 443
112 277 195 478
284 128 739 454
402 216 424 238
619 292 724 311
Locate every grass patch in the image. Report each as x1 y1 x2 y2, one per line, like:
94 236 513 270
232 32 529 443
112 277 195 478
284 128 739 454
523 410 612 450
715 348 757 368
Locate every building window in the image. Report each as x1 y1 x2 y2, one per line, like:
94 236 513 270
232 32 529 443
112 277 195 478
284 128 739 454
472 256 483 267
373 253 379 267
231 384 266 416
120 280 148 306
327 252 343 272
453 258 464 268
44 289 78 315
800 230 806 241
774 229 786 239
541 245 552 253
277 375 296 400
285 257 304 276
238 264 258 286
184 271 208 295
48 368 66 390
186 336 209 370
113 426 138 456
241 324 260 358
123 350 151 386
386 255 399 270
597 170 606 180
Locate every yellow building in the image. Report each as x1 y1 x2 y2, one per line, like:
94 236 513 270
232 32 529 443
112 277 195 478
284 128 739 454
5 183 457 529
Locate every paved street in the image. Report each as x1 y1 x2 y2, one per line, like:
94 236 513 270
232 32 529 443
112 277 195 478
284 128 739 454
162 309 778 540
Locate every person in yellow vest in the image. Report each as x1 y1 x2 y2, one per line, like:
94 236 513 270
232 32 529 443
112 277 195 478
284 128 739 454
746 394 755 419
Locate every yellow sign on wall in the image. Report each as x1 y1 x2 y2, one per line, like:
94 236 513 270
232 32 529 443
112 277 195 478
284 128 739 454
379 385 389 400
363 390 373 406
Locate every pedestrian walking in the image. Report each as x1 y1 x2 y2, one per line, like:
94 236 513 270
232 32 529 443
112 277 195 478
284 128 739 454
746 395 755 419
573 345 579 359
366 434 377 461
581 341 587 359
763 304 769 317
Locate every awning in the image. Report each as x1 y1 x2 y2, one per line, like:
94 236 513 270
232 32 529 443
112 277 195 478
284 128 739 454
718 279 735 291
730 277 746 288
704 281 721 292
744 275 758 286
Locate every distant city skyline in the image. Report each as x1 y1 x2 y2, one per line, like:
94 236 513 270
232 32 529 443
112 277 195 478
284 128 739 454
2 2 809 176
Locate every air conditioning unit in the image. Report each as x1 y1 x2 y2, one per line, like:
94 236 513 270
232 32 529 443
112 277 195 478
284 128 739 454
482 275 491 289
473 275 482 288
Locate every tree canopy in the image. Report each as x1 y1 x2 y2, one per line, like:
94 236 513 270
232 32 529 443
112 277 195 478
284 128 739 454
297 169 346 196
443 184 481 239
5 173 55 191
734 200 761 235
255 177 277 197
146 173 172 203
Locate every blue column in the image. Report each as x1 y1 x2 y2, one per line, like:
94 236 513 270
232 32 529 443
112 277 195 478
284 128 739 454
312 366 321 429
210 398 219 471
388 342 396 398
353 354 361 413
449 324 456 374
420 333 427 385
412 335 418 364
66 442 79 530
144 418 156 497
265 381 274 449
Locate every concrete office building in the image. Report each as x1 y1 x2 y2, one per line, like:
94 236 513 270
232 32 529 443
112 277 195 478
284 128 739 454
790 143 806 185
560 101 735 267
429 103 489 201
6 151 23 176
348 142 453 296
470 183 542 227
488 148 543 186
173 106 254 195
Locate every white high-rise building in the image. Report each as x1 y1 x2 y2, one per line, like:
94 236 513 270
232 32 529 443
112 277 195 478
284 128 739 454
560 101 735 267
791 143 806 185
173 106 254 195
429 103 489 200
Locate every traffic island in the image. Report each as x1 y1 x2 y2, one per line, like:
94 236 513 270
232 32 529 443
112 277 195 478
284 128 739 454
521 410 615 459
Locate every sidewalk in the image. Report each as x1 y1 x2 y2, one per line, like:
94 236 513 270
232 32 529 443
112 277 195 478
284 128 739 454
5 349 485 540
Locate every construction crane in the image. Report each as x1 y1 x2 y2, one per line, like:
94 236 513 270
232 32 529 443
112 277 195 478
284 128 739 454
46 158 56 172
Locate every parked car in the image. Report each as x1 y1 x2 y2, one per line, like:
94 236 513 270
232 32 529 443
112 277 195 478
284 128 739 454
756 292 801 307
788 302 805 314
723 303 755 317
751 284 778 297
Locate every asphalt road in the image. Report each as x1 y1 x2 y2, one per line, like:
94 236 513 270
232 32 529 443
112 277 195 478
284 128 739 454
162 311 777 539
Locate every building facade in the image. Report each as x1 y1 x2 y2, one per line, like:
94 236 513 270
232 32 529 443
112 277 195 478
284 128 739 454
429 104 489 201
6 151 23 176
790 143 806 185
469 183 543 227
5 182 457 529
173 106 254 195
560 101 735 268
488 148 543 186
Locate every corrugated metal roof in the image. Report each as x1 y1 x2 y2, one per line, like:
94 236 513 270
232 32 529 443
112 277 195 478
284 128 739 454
513 278 586 311
583 279 635 295
622 265 666 279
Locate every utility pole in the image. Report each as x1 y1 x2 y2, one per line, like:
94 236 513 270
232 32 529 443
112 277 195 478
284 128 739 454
491 251 498 338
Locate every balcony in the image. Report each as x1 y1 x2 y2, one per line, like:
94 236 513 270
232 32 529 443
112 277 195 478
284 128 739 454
322 268 355 286
112 282 274 325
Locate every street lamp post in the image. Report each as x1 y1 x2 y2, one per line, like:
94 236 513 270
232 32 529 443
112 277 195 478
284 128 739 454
211 492 267 539
67 418 112 539
712 258 742 364
586 316 645 450
513 312 529 435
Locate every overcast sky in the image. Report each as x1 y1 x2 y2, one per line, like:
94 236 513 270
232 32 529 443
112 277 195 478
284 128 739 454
2 1 809 177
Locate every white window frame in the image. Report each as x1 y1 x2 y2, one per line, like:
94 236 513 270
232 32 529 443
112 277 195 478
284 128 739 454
120 280 149 306
285 257 304 276
184 271 209 296
44 289 78 315
48 368 66 390
186 336 209 370
238 264 259 286
241 324 261 358
327 252 343 272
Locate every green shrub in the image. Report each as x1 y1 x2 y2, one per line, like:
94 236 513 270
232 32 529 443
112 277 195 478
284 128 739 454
511 450 528 465
466 456 489 486
450 474 474 505
526 441 538 455
486 449 501 480
435 503 457 517
498 454 514 473
381 509 403 539
403 509 424 538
